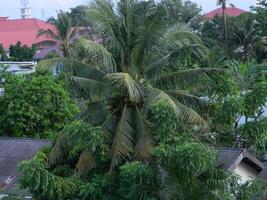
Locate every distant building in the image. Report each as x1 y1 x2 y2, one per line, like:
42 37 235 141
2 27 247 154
0 61 36 75
0 17 54 56
217 148 264 183
204 7 247 20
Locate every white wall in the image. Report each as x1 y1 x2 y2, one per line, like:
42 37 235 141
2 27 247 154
233 161 258 184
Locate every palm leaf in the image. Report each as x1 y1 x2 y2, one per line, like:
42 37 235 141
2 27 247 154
88 0 122 51
48 135 71 167
110 104 134 170
75 149 97 176
165 89 207 111
74 38 116 73
130 5 165 71
153 68 223 90
36 58 106 81
71 76 110 100
134 107 153 162
106 73 143 103
37 29 60 40
80 99 107 125
144 24 207 80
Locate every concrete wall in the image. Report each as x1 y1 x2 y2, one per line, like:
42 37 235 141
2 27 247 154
233 161 258 183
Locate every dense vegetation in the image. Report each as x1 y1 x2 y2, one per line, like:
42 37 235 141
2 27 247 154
1 0 267 199
0 75 78 137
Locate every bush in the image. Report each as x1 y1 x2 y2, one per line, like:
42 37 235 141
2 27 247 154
0 75 78 137
118 162 158 200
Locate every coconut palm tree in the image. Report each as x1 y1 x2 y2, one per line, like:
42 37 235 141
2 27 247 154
38 0 220 174
37 11 79 57
217 0 229 53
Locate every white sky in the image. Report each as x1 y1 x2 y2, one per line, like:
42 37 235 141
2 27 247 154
0 0 258 20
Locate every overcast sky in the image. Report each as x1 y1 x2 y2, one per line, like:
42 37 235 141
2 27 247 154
1 0 258 20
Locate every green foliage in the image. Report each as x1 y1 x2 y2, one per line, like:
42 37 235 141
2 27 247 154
243 81 267 117
48 121 108 176
149 99 178 144
154 137 215 176
74 174 118 200
236 180 267 200
119 162 158 200
0 75 78 137
9 42 36 61
217 95 244 126
161 0 202 29
18 152 76 200
239 119 267 157
68 5 91 26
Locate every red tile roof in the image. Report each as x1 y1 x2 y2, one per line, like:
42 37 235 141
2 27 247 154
0 17 55 50
204 7 247 19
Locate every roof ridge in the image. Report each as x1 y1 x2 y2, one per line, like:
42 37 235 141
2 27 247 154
0 136 51 142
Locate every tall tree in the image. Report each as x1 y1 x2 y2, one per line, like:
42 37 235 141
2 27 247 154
68 5 91 26
9 42 36 61
217 0 229 53
38 0 220 173
161 0 202 29
38 11 79 57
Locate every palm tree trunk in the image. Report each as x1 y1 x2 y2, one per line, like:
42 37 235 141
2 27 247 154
223 7 229 54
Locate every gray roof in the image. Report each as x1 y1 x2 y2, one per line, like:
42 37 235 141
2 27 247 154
34 47 63 60
0 137 50 193
217 148 264 173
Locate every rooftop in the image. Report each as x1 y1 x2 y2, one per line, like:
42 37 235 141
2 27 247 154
0 17 55 50
204 7 247 19
0 137 50 194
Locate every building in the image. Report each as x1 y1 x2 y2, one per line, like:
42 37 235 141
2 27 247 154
0 17 54 53
217 148 265 183
204 7 247 20
0 138 50 198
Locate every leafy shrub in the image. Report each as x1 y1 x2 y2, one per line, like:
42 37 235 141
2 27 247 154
18 152 76 200
0 75 78 137
154 137 215 176
118 162 158 200
74 174 118 200
149 99 178 144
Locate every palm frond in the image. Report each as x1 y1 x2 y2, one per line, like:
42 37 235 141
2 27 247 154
165 89 207 111
106 73 143 103
48 135 71 167
36 58 106 81
35 40 58 48
130 5 165 71
110 104 134 170
153 68 223 90
173 99 209 130
80 99 107 125
134 107 153 162
144 23 207 80
37 29 59 40
88 0 122 51
75 149 97 176
144 87 208 129
74 38 116 73
160 167 185 200
71 76 110 100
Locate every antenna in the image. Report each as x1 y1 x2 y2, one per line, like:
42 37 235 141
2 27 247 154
21 0 31 19
42 9 45 20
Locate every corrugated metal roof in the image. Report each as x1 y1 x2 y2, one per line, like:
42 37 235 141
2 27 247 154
0 137 50 192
